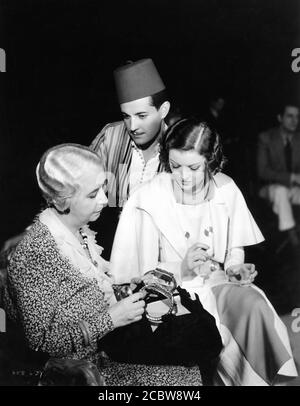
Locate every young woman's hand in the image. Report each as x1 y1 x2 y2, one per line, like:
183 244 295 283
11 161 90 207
108 291 146 328
226 263 258 286
181 243 210 280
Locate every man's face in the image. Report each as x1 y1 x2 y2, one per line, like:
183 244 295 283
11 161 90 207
121 96 164 147
278 106 299 133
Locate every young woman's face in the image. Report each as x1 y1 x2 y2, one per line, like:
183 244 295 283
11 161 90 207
169 149 207 197
68 163 107 228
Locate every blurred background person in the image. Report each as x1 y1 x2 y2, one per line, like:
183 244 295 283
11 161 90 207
203 94 242 186
257 103 300 247
205 94 226 134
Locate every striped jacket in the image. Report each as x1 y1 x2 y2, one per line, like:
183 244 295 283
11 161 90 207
90 121 165 207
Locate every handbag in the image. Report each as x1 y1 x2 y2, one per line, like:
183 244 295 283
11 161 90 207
101 269 223 368
38 358 106 386
113 268 178 322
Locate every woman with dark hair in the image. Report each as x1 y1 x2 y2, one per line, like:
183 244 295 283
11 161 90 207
110 118 298 386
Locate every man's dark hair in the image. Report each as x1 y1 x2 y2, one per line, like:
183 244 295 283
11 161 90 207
278 103 299 116
150 89 169 110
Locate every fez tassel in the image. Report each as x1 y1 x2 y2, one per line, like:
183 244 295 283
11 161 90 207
98 390 133 403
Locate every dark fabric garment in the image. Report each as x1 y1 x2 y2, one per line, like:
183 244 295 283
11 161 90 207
257 127 300 187
284 138 292 173
99 287 223 368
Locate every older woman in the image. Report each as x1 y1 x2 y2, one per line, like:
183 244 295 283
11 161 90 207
4 143 203 386
110 118 298 386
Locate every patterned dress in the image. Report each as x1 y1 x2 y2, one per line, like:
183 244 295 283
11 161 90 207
4 217 202 386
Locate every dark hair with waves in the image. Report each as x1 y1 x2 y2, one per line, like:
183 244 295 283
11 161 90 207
160 117 226 174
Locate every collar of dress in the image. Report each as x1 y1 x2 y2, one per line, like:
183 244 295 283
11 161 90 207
132 173 228 263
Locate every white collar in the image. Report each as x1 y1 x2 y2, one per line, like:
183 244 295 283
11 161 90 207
39 208 83 250
130 140 160 157
39 208 116 304
131 173 228 262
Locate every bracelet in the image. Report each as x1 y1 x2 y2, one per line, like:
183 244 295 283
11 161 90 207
143 283 175 324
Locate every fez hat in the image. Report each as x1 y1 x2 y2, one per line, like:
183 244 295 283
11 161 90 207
113 58 166 104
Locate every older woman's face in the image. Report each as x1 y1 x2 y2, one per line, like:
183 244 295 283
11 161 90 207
169 149 207 197
68 163 107 228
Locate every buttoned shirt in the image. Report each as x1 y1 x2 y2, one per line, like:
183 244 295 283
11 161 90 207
129 141 160 195
90 121 166 207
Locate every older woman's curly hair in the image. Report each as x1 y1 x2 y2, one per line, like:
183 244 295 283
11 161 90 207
160 117 226 174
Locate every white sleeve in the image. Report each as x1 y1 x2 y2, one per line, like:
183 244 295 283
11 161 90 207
224 247 245 271
226 182 264 249
110 196 161 283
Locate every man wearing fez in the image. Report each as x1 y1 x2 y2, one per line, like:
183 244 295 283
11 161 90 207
90 59 170 257
1 59 170 259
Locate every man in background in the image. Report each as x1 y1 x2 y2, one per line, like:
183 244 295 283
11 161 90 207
1 59 171 260
90 58 170 258
257 103 300 247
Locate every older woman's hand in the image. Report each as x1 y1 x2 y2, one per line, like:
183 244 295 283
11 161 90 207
226 263 258 286
108 291 146 328
181 243 210 280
